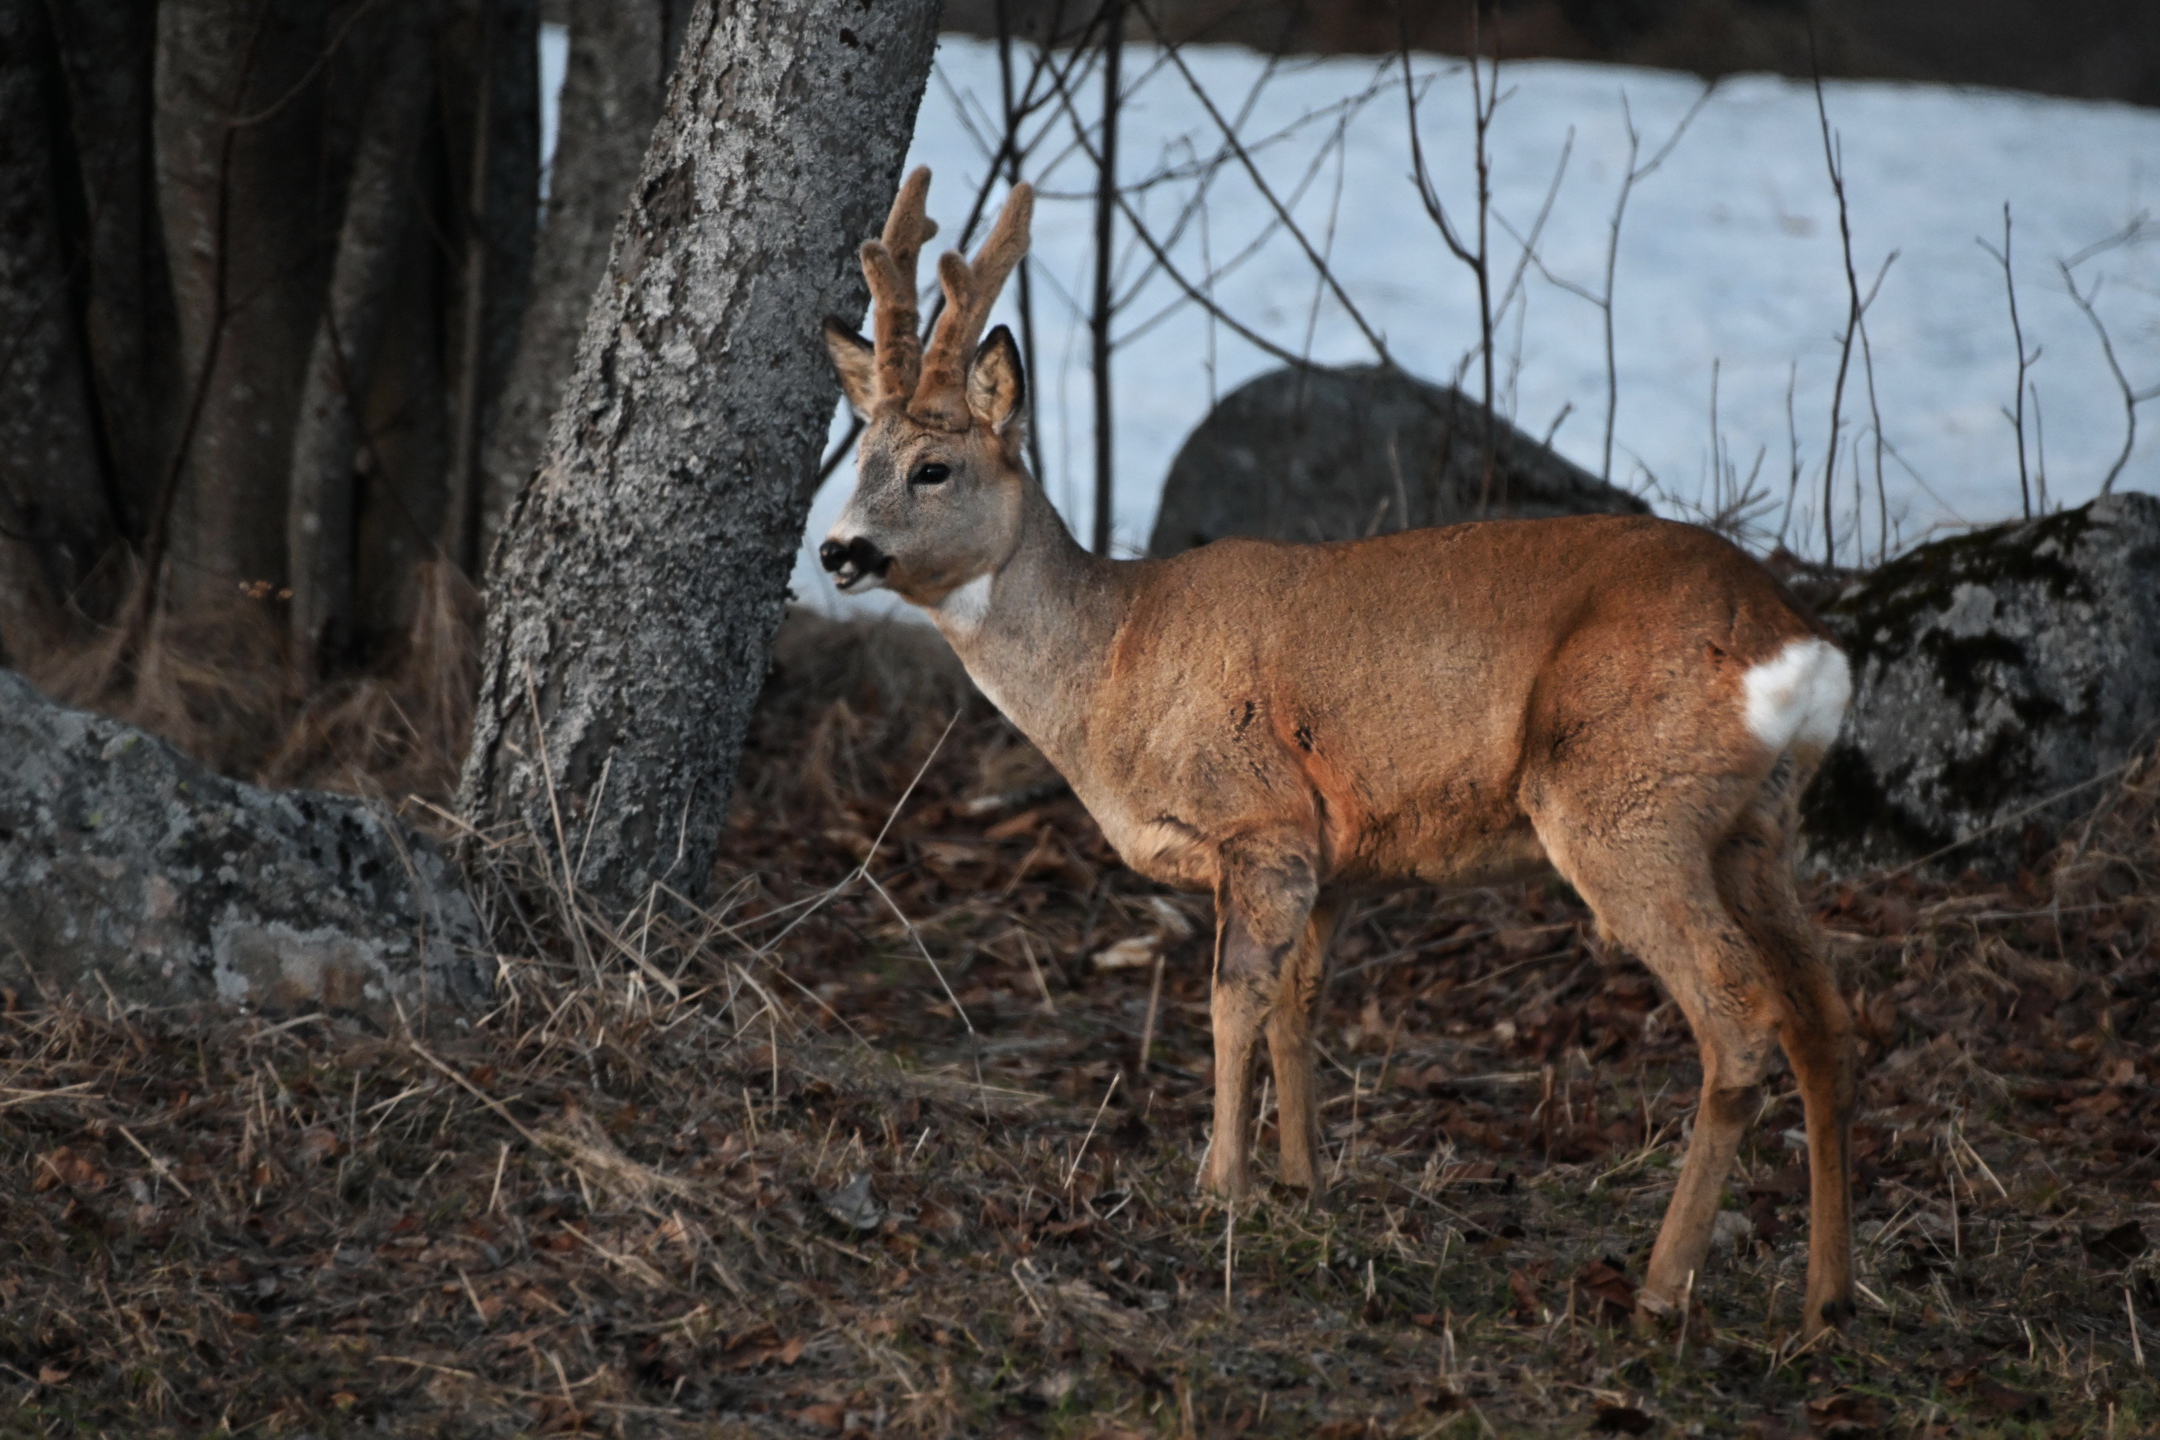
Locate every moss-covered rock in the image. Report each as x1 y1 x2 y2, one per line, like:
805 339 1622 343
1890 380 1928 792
1804 491 2160 875
0 670 491 1022
1145 364 1646 556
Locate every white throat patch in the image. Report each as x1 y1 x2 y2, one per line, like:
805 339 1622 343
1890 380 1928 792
1742 637 1851 752
932 573 1016 720
936 573 994 634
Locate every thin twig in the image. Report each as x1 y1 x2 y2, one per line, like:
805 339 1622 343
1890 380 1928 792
1396 21 1496 500
1977 204 2039 519
2057 260 2156 497
1146 10 1394 367
1138 952 1165 1071
1090 0 1123 555
1039 56 1338 375
115 1124 194 1200
749 711 962 959
996 0 1053 485
1063 1070 1121 1189
1519 84 1710 486
1811 28 1860 564
522 663 597 982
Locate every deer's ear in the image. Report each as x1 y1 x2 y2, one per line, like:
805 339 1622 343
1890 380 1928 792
824 317 878 418
966 325 1026 437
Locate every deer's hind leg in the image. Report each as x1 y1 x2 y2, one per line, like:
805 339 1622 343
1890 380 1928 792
1267 895 1340 1194
1524 777 1782 1324
1716 754 1857 1336
1200 831 1320 1200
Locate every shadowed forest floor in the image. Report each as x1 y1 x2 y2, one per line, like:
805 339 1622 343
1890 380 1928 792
3 614 2158 1437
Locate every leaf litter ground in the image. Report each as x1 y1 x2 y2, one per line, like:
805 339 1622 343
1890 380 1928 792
3 612 2158 1437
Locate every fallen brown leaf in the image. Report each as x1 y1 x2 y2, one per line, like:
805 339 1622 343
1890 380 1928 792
1574 1259 1637 1325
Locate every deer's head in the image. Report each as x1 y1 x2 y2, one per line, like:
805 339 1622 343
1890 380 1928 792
819 169 1034 606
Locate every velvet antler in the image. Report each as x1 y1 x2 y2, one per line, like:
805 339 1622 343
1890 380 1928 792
912 183 1035 427
860 166 939 403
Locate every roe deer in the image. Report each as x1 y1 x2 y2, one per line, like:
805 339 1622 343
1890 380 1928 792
818 171 1858 1336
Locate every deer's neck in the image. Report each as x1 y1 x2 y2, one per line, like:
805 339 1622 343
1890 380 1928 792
928 482 1129 772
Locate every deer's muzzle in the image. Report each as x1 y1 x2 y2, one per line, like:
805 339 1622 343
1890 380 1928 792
819 535 892 590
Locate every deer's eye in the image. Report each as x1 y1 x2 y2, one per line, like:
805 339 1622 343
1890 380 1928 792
909 462 951 487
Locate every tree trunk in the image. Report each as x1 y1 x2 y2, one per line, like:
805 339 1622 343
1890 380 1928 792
286 17 434 678
353 230 453 643
459 0 942 911
44 0 173 554
0 0 117 662
477 0 689 561
153 0 329 620
440 0 540 577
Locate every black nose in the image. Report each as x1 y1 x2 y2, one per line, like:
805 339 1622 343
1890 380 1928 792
819 536 890 576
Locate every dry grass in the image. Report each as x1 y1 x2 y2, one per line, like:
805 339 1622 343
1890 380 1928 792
258 560 485 803
23 558 482 803
3 612 2158 1436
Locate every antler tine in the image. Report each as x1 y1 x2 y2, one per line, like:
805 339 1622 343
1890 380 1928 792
882 165 938 273
913 183 1035 422
863 167 939 402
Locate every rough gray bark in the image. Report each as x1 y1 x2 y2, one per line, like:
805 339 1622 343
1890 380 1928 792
0 0 117 658
0 670 491 1021
459 0 942 911
477 0 689 561
441 0 540 576
1804 491 2160 875
1145 364 1647 557
287 19 435 677
154 0 329 616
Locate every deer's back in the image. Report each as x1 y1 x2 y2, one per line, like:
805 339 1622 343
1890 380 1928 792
1083 513 1824 889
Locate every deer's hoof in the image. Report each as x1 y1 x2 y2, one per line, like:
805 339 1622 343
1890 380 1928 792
1197 1163 1249 1202
1803 1294 1856 1339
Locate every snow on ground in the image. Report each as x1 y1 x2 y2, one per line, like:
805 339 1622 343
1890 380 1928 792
547 30 2160 612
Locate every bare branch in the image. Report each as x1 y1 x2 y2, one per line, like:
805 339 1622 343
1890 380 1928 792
1466 9 1498 506
1112 66 1391 322
1976 205 2039 520
1858 263 1890 563
1091 0 1123 556
2063 210 2157 271
1489 127 1573 332
1507 82 1710 487
1142 6 1394 367
1811 33 1860 565
1112 83 1395 348
1395 44 1474 266
997 0 1056 486
1039 37 1340 376
2057 261 2152 497
1396 8 1504 505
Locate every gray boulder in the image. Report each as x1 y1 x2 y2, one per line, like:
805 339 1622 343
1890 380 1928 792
1145 364 1646 556
1804 491 2160 874
0 670 491 1021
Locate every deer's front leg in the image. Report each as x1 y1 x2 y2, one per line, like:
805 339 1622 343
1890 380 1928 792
1200 832 1319 1200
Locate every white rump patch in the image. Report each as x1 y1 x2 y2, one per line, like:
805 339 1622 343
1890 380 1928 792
1742 637 1851 752
937 573 994 633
